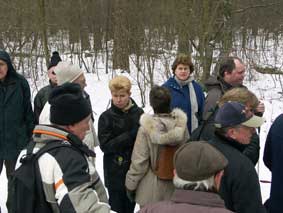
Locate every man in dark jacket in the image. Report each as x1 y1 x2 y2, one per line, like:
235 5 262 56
0 49 35 211
209 101 266 213
192 87 262 165
263 113 283 213
98 76 144 213
140 141 233 213
204 56 246 116
204 56 265 117
33 51 62 124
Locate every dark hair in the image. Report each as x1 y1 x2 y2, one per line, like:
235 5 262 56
171 54 194 74
150 86 171 114
218 56 243 77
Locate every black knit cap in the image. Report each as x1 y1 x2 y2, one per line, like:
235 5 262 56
48 51 62 70
48 82 92 125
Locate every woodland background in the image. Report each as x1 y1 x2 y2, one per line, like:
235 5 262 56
1 0 283 104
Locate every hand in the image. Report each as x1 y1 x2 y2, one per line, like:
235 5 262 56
126 188 136 202
256 101 265 114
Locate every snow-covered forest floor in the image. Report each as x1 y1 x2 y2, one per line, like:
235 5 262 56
1 66 282 213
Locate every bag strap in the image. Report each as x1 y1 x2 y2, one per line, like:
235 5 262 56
20 140 79 164
190 106 218 141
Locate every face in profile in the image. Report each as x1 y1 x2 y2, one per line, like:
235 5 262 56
47 66 57 85
230 125 255 144
174 64 191 81
68 115 91 141
73 74 87 90
111 90 131 109
225 59 246 86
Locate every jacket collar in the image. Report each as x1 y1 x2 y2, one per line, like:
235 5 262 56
214 132 247 152
33 125 96 157
218 77 233 93
110 98 137 114
171 189 226 208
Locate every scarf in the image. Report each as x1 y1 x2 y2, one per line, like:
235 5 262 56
175 75 199 132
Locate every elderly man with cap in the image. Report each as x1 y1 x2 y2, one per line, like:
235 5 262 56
34 51 62 124
209 101 266 213
15 83 110 212
139 142 233 213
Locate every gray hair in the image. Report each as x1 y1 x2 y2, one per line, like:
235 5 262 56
173 173 215 191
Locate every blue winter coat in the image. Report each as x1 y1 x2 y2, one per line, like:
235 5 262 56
263 113 283 213
163 77 205 134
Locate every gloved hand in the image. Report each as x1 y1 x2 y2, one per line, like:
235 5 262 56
126 188 136 203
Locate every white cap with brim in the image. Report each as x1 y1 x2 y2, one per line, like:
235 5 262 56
242 115 265 128
54 61 84 86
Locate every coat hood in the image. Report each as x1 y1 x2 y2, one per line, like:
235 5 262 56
205 76 222 90
0 49 17 77
140 108 188 145
205 76 232 93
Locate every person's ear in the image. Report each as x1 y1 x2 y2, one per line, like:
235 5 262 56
65 124 75 134
227 128 236 140
214 170 224 191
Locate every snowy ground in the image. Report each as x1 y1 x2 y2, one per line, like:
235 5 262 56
1 71 282 212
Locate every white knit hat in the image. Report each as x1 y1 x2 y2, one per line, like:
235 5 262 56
54 61 84 86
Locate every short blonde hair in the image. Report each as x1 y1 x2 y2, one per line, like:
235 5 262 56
109 76 131 93
219 88 259 110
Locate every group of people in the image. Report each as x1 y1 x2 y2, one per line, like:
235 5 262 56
0 48 280 213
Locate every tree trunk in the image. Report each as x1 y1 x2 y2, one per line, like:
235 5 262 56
112 0 129 72
37 0 50 68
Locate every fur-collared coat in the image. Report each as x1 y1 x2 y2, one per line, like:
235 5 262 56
125 109 189 206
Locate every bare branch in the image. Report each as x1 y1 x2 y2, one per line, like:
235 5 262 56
232 3 278 14
252 65 283 75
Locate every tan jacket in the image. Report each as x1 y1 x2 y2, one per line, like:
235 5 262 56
126 109 189 206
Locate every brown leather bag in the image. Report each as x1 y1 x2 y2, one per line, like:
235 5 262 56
153 145 179 180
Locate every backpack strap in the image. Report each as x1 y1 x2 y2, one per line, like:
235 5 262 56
20 141 37 164
20 140 78 164
34 140 79 160
190 106 218 141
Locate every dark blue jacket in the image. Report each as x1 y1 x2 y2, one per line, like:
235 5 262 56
0 49 35 159
263 114 283 213
163 77 205 134
209 133 266 213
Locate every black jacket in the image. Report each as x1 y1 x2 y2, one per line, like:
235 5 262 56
0 50 35 159
191 106 260 165
98 99 143 190
33 81 56 124
208 133 266 213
